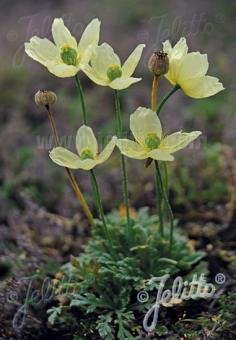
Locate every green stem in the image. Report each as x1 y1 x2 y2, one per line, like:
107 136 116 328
162 162 169 194
154 161 174 251
90 169 112 247
161 162 169 218
114 90 131 228
45 105 94 227
114 90 122 134
155 85 179 246
156 84 180 115
90 172 99 214
75 74 88 124
154 170 164 236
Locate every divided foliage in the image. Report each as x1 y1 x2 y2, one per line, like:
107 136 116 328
48 208 206 339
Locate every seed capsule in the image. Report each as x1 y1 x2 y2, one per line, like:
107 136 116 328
34 90 57 107
148 51 169 76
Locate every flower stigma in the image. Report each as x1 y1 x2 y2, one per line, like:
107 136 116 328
61 46 78 66
107 64 122 81
145 133 161 150
80 148 94 160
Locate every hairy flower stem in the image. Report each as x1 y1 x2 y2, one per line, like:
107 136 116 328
155 160 174 251
151 75 165 235
162 162 169 192
151 78 179 246
90 169 112 247
45 105 94 227
154 169 164 236
74 76 111 240
156 84 180 115
114 90 131 229
161 162 169 217
151 75 159 112
75 74 88 125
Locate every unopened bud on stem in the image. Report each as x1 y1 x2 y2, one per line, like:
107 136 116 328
148 51 169 76
34 90 57 107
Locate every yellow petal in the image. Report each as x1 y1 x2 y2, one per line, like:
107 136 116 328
181 75 224 98
96 136 117 164
178 52 208 83
52 18 77 49
80 45 93 67
164 62 180 85
116 139 147 160
82 64 109 85
25 37 58 66
76 159 97 170
122 44 145 77
163 37 224 97
163 37 188 61
49 145 98 170
78 18 100 54
109 77 141 90
91 43 121 78
46 61 78 77
160 131 202 153
49 147 80 169
130 107 162 146
162 40 172 56
163 37 188 85
76 125 98 157
147 149 174 161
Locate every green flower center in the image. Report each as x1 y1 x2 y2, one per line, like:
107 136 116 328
80 148 94 160
61 46 78 66
107 64 122 81
145 133 160 150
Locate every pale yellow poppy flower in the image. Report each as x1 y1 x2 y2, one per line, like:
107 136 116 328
163 37 224 98
116 107 202 161
49 125 117 170
25 18 100 78
82 43 145 89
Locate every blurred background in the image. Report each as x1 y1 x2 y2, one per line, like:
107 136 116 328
0 0 235 270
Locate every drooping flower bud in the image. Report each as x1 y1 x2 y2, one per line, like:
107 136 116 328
34 90 57 107
148 51 169 76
